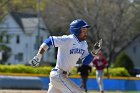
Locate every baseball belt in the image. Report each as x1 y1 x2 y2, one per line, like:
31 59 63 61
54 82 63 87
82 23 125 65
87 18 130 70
52 68 68 75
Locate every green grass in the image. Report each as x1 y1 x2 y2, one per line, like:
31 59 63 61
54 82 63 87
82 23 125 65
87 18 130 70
88 91 140 93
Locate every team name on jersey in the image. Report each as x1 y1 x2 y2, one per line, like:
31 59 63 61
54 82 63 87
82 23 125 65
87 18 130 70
70 48 85 55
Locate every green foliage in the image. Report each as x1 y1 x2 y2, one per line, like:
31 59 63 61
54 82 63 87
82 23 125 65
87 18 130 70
0 65 52 74
113 52 134 72
105 67 130 77
0 31 7 43
71 67 130 77
0 65 130 77
6 0 48 12
0 45 11 64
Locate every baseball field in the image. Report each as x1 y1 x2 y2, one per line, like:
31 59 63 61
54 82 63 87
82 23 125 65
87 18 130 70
0 90 139 93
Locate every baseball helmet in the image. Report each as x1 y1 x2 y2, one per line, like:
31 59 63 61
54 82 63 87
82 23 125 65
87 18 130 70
69 19 90 35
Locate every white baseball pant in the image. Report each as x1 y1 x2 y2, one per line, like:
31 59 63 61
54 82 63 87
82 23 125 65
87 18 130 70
96 70 104 91
48 69 84 93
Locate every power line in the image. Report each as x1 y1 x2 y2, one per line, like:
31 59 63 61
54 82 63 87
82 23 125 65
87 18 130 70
0 26 47 33
0 26 37 29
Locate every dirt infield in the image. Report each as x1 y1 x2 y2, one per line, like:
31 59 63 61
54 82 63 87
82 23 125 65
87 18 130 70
0 90 48 93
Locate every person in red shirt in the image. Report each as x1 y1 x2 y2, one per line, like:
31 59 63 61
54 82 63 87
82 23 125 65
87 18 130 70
92 50 108 93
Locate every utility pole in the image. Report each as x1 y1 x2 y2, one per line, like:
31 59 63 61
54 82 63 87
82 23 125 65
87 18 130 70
37 0 40 49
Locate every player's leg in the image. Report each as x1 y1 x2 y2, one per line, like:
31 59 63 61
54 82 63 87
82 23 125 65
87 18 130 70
99 70 104 93
48 84 62 93
49 70 83 93
48 71 68 93
96 70 104 93
81 76 88 92
62 75 84 93
80 76 84 90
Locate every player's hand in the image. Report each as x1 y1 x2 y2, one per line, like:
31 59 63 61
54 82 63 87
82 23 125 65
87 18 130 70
106 71 110 79
91 39 102 55
29 56 41 67
107 73 110 79
78 72 81 74
106 66 110 79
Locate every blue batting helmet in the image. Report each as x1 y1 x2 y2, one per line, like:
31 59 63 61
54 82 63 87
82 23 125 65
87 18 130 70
69 19 90 35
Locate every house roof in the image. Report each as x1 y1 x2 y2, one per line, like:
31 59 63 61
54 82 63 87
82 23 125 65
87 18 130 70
10 12 38 32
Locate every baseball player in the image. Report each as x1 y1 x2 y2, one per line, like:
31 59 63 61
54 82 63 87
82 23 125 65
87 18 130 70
92 51 108 93
29 19 102 93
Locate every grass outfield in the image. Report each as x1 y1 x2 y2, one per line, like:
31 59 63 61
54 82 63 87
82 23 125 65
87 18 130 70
0 90 140 93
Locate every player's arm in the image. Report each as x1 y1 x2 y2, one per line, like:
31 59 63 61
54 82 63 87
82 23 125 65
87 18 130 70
104 58 109 67
29 37 53 67
82 51 103 65
103 57 110 78
77 66 81 74
82 53 95 65
102 57 109 68
89 65 92 73
82 39 102 65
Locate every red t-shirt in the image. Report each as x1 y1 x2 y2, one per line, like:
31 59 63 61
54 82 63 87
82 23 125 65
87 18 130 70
92 57 108 70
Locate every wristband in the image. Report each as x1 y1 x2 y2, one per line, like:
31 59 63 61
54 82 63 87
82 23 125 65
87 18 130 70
36 53 42 60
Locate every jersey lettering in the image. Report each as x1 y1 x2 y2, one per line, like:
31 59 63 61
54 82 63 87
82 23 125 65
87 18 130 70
97 61 103 66
70 48 85 55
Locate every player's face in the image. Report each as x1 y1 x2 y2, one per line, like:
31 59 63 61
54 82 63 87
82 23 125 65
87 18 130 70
78 27 88 41
98 51 103 59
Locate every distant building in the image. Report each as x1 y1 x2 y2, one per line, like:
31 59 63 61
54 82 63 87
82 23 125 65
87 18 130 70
0 12 55 65
129 0 140 3
124 34 140 69
133 0 140 3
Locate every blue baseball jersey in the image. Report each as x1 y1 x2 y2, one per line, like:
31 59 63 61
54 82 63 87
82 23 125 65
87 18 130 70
44 34 92 72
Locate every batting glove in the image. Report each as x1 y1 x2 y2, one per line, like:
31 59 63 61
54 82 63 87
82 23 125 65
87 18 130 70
91 39 102 55
29 54 42 67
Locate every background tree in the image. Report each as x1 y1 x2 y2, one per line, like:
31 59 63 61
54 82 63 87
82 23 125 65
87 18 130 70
0 0 140 66
0 31 11 64
113 52 134 76
44 0 140 65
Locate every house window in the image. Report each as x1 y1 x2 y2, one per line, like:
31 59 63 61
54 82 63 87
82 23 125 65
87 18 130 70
0 35 3 43
0 35 10 43
16 35 20 44
133 46 137 54
15 53 23 61
6 35 10 43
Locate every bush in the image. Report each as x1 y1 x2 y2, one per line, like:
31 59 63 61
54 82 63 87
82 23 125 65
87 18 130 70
71 67 130 77
0 45 11 64
113 52 134 75
0 65 52 74
105 67 130 77
0 65 130 77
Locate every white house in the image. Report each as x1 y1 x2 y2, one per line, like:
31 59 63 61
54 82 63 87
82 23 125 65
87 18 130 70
0 12 55 65
124 34 140 69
